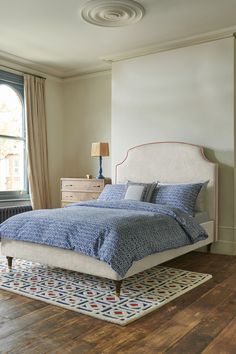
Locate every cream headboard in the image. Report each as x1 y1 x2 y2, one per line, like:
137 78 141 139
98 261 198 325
115 142 218 240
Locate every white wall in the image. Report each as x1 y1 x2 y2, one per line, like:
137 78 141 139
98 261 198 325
112 38 235 254
45 79 64 208
44 71 111 207
63 71 111 179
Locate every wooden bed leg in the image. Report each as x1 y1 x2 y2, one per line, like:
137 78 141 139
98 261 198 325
6 256 13 269
114 280 122 298
207 243 212 253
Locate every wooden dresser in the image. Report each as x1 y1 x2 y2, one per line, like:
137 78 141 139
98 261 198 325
60 178 111 207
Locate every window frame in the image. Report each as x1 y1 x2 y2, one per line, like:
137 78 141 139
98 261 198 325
0 71 30 202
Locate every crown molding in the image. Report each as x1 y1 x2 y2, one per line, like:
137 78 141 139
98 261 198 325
0 49 111 80
0 25 235 80
60 61 111 80
62 69 111 83
102 26 236 63
0 50 63 81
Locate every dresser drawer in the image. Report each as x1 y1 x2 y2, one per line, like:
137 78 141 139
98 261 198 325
60 177 111 208
62 191 100 202
61 179 104 191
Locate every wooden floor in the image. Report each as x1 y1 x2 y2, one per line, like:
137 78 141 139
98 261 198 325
0 252 235 354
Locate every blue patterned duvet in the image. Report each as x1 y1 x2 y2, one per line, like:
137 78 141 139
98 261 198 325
0 200 207 277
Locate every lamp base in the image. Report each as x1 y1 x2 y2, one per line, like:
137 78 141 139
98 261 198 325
96 156 105 179
96 174 105 179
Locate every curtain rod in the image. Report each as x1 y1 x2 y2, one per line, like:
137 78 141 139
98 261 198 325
0 64 46 80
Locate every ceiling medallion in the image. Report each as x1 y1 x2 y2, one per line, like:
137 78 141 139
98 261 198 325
81 0 145 27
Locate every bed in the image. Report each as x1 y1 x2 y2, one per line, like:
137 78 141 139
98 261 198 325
0 142 218 296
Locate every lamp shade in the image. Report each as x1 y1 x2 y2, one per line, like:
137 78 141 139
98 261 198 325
91 142 109 157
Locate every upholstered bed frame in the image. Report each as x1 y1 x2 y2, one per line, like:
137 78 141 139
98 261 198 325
1 142 218 296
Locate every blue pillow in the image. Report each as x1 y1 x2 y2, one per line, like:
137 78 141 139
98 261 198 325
152 183 204 215
98 184 126 201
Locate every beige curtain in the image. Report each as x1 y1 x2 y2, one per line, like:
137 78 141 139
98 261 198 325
24 74 51 209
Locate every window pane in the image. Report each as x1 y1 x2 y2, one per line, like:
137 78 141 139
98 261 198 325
0 138 25 191
0 84 23 137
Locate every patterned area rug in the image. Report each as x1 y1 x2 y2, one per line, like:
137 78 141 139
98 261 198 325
0 256 212 326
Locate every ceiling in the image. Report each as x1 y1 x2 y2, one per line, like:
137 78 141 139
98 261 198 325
0 0 236 78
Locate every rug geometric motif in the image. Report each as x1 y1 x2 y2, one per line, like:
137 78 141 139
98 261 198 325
0 256 212 326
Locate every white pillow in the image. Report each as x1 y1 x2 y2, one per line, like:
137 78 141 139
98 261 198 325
124 182 157 202
124 185 146 201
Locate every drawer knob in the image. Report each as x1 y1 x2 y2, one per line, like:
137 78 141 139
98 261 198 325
65 184 73 187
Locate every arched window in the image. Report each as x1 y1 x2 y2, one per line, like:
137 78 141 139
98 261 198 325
0 70 29 201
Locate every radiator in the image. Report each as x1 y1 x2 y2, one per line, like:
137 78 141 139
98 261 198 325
0 205 32 224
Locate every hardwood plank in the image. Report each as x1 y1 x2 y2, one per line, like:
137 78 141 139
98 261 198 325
0 295 48 320
25 315 101 353
202 315 236 354
0 306 103 354
166 291 236 354
0 306 69 353
8 315 102 354
0 305 53 341
0 295 36 319
0 290 14 301
49 340 98 354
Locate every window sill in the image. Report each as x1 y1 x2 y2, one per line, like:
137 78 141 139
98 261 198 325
0 199 31 208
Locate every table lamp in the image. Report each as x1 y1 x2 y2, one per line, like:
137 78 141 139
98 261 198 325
91 142 109 179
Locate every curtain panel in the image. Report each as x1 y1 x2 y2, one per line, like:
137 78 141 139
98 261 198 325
24 75 51 209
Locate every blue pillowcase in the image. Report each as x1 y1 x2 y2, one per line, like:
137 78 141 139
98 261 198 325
98 184 126 201
152 183 204 215
99 182 202 215
99 183 157 202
